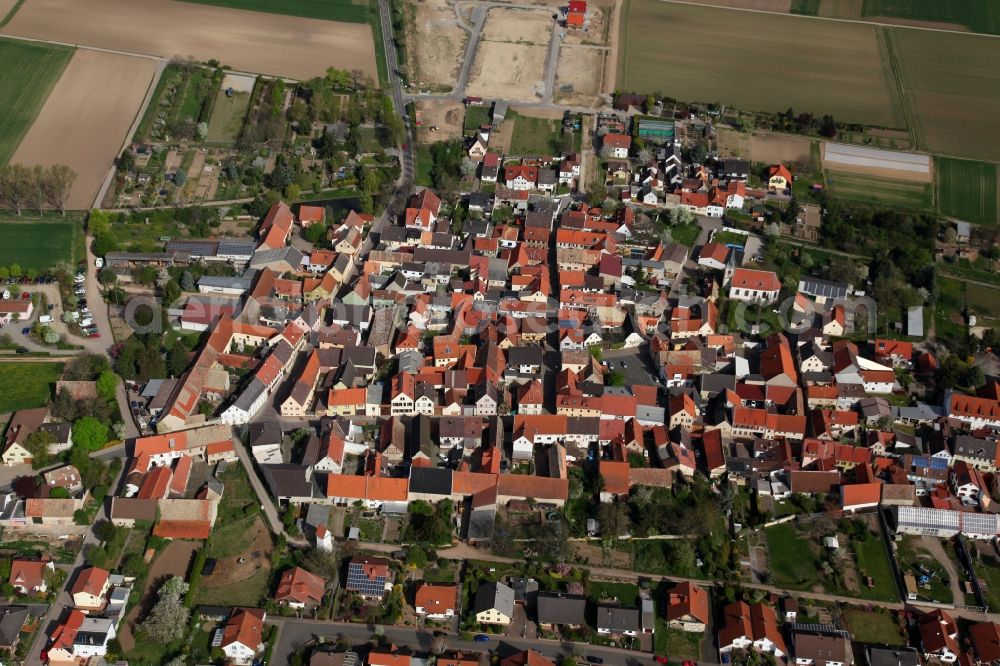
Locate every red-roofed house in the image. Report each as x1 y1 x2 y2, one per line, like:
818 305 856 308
767 164 793 192
566 0 586 27
71 566 111 610
698 242 730 270
275 567 327 609
969 622 1000 665
841 482 881 513
221 608 266 665
505 165 539 190
298 205 325 227
10 558 53 595
874 339 914 367
729 268 781 303
415 583 458 620
602 134 631 159
718 602 786 658
919 609 959 663
666 581 709 632
949 394 1000 430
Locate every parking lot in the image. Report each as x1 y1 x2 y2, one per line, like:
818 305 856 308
602 346 661 387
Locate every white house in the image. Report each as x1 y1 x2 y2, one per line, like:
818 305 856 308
728 268 781 303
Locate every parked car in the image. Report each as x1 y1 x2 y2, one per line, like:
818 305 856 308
654 657 669 665
585 657 605 664
473 635 491 643
38 315 52 324
20 327 29 335
15 347 28 355
88 332 101 339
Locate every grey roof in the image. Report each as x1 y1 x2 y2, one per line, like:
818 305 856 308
907 306 924 337
867 647 920 666
141 379 166 399
536 592 586 626
250 247 304 268
0 606 28 646
953 435 997 461
596 604 640 633
198 275 253 291
305 503 330 530
409 467 453 496
231 377 267 413
247 420 282 448
467 505 496 541
798 278 850 300
474 582 515 617
892 402 943 421
261 464 315 500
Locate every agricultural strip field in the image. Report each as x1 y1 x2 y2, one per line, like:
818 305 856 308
1 0 377 81
937 277 1000 329
889 28 1000 161
616 1 903 127
0 362 63 413
683 0 1000 34
11 50 158 209
0 38 72 165
825 171 932 211
0 219 78 271
206 74 255 142
179 0 369 22
861 0 1000 34
936 157 998 225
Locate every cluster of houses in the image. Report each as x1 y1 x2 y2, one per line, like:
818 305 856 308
0 561 135 661
712 596 1000 666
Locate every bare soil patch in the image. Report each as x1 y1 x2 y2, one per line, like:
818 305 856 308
483 6 555 44
554 45 605 106
410 0 467 90
11 49 157 210
564 3 609 46
750 132 813 165
717 127 752 159
821 142 932 182
2 0 377 80
200 517 273 588
118 540 200 652
466 41 548 103
415 100 464 145
0 0 17 20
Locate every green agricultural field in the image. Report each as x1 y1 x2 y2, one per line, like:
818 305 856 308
891 28 1000 161
178 0 369 22
937 277 1000 328
508 111 563 156
206 87 252 143
862 0 1000 35
617 1 903 127
844 608 907 645
825 171 933 211
0 219 78 272
0 38 73 164
937 157 998 225
0 362 63 413
765 523 820 589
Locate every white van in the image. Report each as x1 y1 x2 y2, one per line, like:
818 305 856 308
95 257 104 269
80 318 93 328
39 315 52 324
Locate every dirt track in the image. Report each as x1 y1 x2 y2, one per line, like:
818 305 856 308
2 0 377 80
11 49 157 209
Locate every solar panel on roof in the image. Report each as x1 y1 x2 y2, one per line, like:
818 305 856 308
912 456 929 467
167 240 217 256
930 457 949 470
347 563 387 597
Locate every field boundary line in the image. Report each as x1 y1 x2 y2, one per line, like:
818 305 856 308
879 27 926 153
650 0 1000 39
0 31 163 61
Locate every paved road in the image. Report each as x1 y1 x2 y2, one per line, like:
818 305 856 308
270 617 659 666
230 432 286 538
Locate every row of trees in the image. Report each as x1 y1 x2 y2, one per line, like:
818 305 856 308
0 163 77 215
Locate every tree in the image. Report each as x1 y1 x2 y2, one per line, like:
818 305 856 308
43 165 77 215
25 430 55 469
0 163 31 214
819 114 837 138
72 417 109 453
97 267 117 287
28 165 46 213
167 343 190 377
50 487 71 499
138 576 190 643
96 370 118 402
460 157 478 178
180 271 196 292
116 148 135 174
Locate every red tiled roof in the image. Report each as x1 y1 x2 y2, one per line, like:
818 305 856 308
415 583 457 614
71 566 110 598
275 566 326 605
667 581 709 624
731 268 780 292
